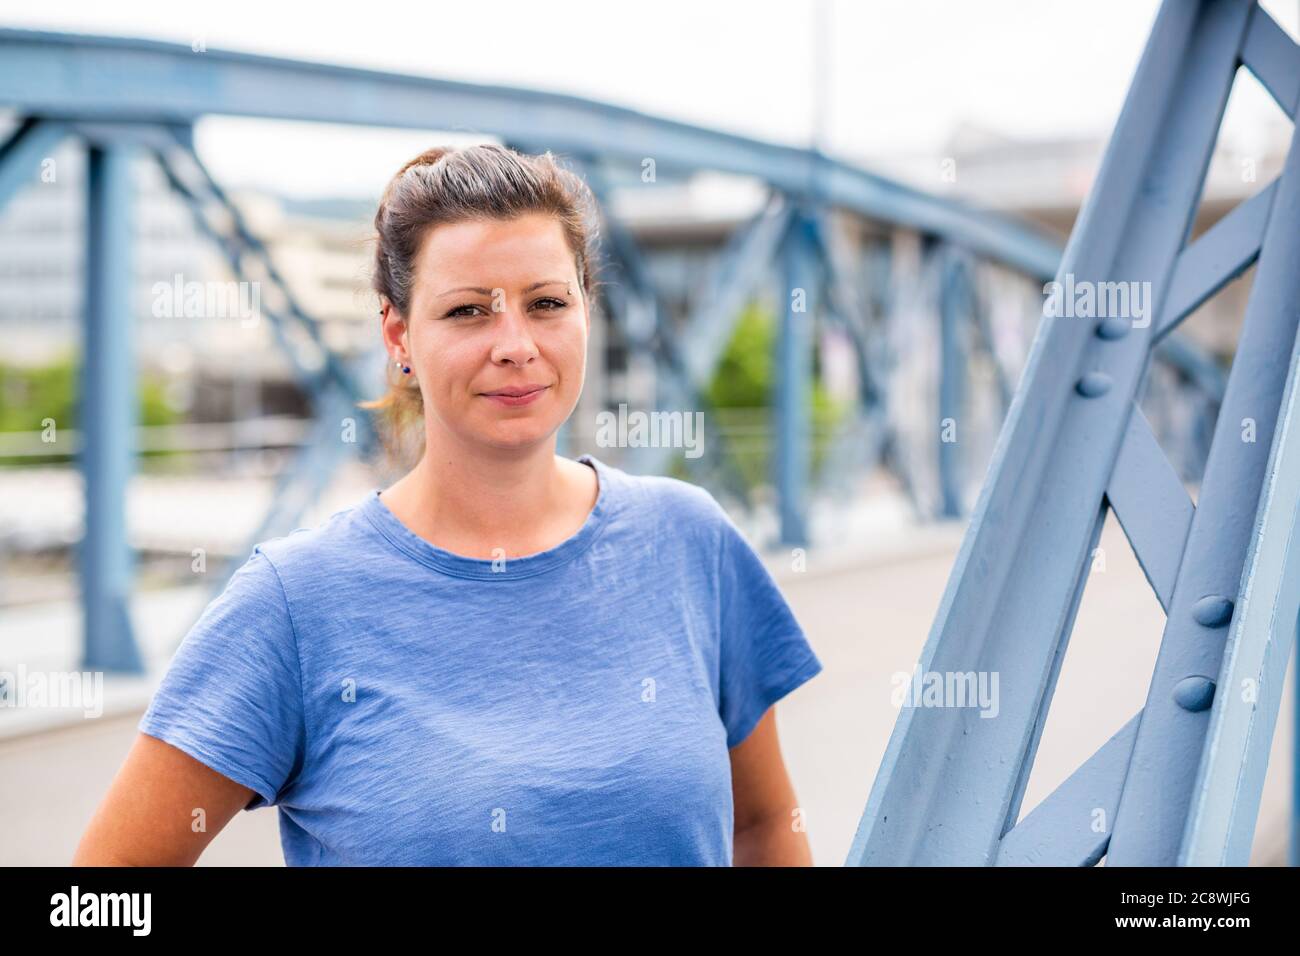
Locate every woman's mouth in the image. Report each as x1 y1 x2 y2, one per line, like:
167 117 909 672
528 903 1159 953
480 385 549 407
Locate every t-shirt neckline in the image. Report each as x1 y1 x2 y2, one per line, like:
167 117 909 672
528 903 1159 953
359 453 612 581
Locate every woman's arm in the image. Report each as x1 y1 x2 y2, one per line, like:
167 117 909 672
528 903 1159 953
728 707 813 866
73 732 255 866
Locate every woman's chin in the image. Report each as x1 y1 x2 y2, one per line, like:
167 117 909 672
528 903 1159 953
475 419 558 450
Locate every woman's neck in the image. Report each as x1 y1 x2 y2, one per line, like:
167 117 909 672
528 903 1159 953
380 433 596 559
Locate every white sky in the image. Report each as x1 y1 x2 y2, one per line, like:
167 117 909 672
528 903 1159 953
2 0 1296 198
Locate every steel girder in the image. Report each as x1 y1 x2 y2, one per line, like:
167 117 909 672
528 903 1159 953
847 0 1300 866
0 28 1062 277
78 141 143 673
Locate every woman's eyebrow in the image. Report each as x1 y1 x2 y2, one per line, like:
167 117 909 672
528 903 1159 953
436 280 568 299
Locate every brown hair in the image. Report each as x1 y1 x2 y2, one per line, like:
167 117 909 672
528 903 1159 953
358 143 603 468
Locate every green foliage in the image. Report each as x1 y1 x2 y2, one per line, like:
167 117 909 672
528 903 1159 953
694 300 849 493
708 301 773 409
0 351 182 465
0 352 77 435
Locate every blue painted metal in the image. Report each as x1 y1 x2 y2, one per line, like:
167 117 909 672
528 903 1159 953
858 241 908 499
848 0 1299 866
147 125 373 412
569 154 751 500
1142 340 1222 485
680 197 796 398
807 209 888 412
806 209 892 500
0 117 68 210
774 207 820 546
1154 180 1277 342
1111 8 1300 865
56 119 379 607
79 142 143 673
937 245 973 518
0 26 1227 534
224 386 364 602
1176 130 1300 864
971 285 1013 414
871 235 1021 520
1240 2 1300 117
996 713 1141 866
0 19 1254 822
605 188 794 484
2 32 1225 527
1153 334 1227 404
145 130 382 593
0 28 1062 279
1106 408 1194 612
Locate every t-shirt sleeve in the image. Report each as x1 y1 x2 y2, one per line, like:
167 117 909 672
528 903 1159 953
137 545 305 811
715 514 824 748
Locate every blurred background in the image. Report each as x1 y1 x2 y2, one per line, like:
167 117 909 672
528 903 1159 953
0 0 1295 865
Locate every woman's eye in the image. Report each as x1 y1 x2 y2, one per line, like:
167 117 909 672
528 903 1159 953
445 298 565 319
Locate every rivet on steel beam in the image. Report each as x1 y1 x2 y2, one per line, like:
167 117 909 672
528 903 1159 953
1075 371 1112 397
1192 595 1234 627
1173 675 1216 712
1096 317 1131 340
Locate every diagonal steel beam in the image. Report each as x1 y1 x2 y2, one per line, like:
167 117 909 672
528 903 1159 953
1110 113 1300 865
996 712 1142 867
1105 406 1196 612
1240 0 1300 118
570 154 787 495
847 0 1260 866
0 116 69 211
1181 292 1300 864
1154 178 1278 342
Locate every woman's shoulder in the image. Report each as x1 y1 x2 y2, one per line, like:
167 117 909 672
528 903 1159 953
593 455 732 533
246 494 377 578
181 496 377 665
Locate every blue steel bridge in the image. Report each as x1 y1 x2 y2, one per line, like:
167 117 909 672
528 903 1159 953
0 0 1296 866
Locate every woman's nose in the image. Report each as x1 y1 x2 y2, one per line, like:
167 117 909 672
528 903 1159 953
490 305 539 365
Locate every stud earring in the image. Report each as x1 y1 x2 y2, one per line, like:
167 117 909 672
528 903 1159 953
395 359 411 375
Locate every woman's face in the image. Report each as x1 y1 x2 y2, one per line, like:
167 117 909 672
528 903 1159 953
385 212 589 453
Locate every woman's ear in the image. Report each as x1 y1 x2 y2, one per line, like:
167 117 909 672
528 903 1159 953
380 302 407 354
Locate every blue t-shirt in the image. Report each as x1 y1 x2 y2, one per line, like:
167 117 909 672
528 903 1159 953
138 453 823 865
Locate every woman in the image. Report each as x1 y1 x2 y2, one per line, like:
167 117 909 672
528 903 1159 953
74 144 824 866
